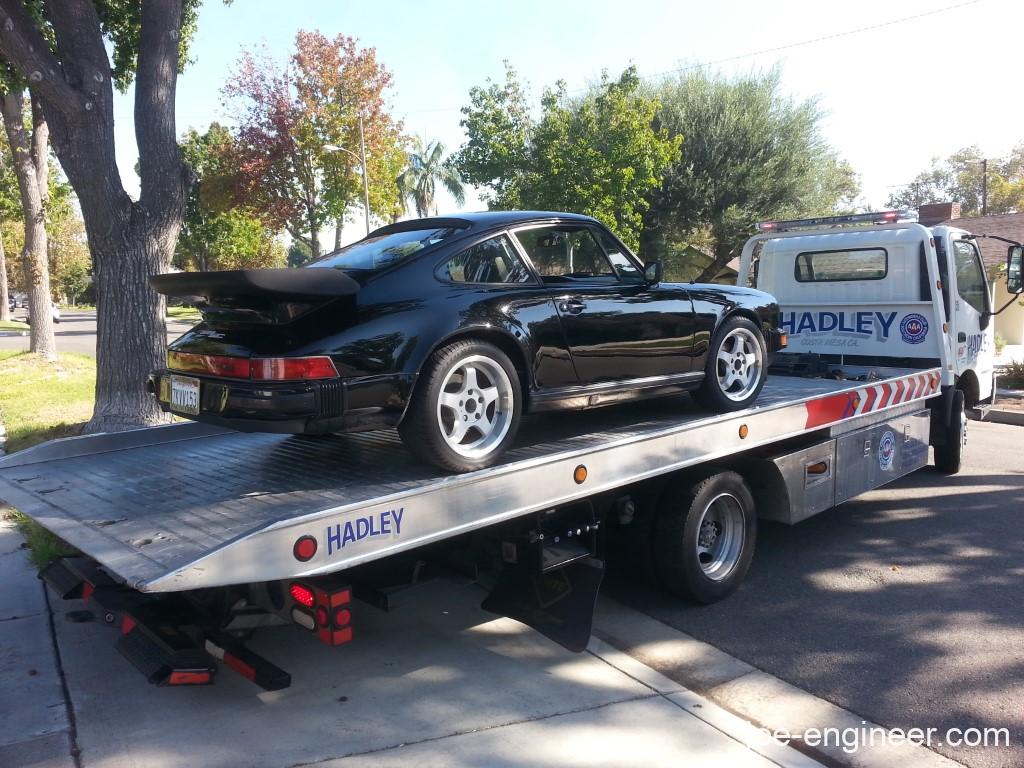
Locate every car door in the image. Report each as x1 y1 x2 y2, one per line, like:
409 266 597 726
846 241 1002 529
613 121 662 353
512 223 696 385
949 237 995 400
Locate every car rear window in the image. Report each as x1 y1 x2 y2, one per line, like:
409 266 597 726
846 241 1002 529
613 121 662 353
308 227 462 272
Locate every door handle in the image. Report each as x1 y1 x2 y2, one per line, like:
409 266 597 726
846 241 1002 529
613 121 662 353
957 332 967 342
559 299 587 315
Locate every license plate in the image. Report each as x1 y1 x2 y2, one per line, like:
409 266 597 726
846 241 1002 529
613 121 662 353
170 375 201 416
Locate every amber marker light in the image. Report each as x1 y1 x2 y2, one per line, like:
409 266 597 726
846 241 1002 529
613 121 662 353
573 465 588 484
738 424 749 439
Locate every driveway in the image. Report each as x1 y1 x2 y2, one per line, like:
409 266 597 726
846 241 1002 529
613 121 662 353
0 310 194 356
607 420 1024 768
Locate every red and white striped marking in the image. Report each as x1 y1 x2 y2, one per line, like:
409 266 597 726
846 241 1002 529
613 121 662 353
805 371 940 429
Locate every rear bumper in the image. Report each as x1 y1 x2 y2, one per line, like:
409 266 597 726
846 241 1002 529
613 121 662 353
148 370 414 434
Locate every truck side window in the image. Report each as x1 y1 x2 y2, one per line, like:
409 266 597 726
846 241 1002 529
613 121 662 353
951 241 989 314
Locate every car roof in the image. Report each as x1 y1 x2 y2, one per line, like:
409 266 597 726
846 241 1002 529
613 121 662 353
371 210 599 237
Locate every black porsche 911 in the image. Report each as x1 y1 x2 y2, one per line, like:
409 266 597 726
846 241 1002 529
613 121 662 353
149 211 784 472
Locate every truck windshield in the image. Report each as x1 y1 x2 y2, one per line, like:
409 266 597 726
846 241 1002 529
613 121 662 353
308 227 462 272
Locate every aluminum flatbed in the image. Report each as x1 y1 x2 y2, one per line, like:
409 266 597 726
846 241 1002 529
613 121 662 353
0 368 940 594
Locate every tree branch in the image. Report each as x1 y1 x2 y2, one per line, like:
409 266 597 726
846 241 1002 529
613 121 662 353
0 0 82 112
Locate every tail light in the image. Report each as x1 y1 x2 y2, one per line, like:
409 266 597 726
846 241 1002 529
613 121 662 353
289 583 315 608
167 352 338 381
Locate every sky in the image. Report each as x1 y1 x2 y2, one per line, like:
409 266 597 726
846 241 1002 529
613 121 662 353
111 0 1024 245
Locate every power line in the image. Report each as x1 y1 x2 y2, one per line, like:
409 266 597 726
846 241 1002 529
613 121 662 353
400 0 982 116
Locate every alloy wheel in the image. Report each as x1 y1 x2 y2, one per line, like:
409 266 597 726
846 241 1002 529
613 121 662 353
435 354 515 459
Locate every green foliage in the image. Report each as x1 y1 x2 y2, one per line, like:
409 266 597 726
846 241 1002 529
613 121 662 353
176 124 285 271
94 0 203 92
397 138 465 217
887 144 1024 216
1001 359 1024 389
455 65 679 250
287 239 313 267
994 331 1007 355
643 67 860 273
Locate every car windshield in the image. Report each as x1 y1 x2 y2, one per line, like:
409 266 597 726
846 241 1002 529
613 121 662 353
307 227 463 272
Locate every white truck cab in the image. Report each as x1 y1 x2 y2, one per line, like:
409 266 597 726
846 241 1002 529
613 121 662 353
737 210 1023 412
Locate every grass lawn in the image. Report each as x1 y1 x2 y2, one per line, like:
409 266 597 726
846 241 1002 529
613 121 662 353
0 350 95 452
167 305 201 322
0 319 29 331
0 350 95 566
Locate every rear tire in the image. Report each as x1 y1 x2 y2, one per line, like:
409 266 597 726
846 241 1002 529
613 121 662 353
654 470 756 604
934 389 966 475
399 340 522 473
693 316 768 412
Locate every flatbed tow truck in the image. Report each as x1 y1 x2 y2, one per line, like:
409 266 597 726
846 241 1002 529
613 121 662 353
2 211 1020 692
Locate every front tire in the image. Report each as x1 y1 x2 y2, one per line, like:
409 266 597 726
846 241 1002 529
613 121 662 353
693 316 768 411
654 469 757 604
399 340 522 473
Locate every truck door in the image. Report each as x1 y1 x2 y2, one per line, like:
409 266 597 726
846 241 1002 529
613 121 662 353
948 238 995 403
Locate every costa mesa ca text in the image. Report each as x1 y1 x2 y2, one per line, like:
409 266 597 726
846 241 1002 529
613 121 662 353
757 723 1010 754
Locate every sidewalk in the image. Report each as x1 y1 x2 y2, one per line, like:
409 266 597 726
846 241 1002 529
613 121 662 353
0 515 74 767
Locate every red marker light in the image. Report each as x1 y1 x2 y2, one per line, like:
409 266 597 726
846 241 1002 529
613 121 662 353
289 583 315 608
315 606 329 628
333 608 351 627
293 535 317 562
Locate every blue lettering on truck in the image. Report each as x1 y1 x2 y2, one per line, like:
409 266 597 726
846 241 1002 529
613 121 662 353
326 507 404 555
780 310 898 340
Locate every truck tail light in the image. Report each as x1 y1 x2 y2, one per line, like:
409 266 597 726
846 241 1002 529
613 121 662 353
289 583 315 608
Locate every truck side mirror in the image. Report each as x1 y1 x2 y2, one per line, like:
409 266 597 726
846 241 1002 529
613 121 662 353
1008 246 1023 294
644 260 663 285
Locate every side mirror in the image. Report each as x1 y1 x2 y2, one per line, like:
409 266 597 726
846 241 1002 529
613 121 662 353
644 260 663 285
1008 246 1023 294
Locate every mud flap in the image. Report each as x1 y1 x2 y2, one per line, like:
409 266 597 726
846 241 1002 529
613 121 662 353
481 557 605 653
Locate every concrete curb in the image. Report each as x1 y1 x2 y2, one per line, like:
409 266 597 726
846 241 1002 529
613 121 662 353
593 596 964 768
985 408 1024 426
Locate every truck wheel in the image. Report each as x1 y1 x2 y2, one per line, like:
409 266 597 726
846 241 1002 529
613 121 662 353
654 470 756 604
399 340 522 473
693 316 767 412
934 389 966 475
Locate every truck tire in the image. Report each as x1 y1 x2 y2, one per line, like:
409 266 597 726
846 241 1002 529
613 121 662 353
693 316 768 412
399 339 522 473
934 388 966 475
654 469 756 604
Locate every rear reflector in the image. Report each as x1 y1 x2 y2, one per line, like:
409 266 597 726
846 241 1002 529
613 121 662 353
168 670 212 686
290 583 315 608
222 652 256 682
167 351 338 381
293 535 317 562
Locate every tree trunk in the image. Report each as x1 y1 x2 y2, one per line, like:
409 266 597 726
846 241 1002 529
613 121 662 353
309 218 321 259
0 235 9 323
334 221 342 251
0 89 55 360
0 0 192 432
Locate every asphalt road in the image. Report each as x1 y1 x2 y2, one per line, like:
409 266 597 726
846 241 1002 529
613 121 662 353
606 419 1024 768
0 309 194 356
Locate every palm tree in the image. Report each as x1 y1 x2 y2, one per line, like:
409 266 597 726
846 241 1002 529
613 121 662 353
397 138 465 217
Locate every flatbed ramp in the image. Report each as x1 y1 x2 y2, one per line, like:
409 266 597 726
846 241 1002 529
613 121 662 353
0 369 939 593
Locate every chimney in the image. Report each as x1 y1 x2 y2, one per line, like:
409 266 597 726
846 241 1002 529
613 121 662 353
918 202 961 226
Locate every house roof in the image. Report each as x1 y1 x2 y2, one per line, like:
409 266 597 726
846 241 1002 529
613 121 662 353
940 212 1024 270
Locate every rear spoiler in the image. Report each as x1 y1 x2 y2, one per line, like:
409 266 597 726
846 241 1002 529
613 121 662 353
150 268 360 303
150 268 360 325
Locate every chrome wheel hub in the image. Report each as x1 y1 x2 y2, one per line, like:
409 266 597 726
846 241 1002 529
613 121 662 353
436 355 515 459
716 328 763 402
695 492 745 581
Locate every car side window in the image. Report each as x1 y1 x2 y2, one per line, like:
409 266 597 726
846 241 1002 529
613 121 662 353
438 234 533 284
952 240 989 314
514 225 619 283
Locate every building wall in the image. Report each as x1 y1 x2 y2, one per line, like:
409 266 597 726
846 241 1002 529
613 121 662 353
994 281 1024 344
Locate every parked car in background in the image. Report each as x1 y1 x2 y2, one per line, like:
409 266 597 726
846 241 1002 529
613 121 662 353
149 211 784 472
23 300 62 324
